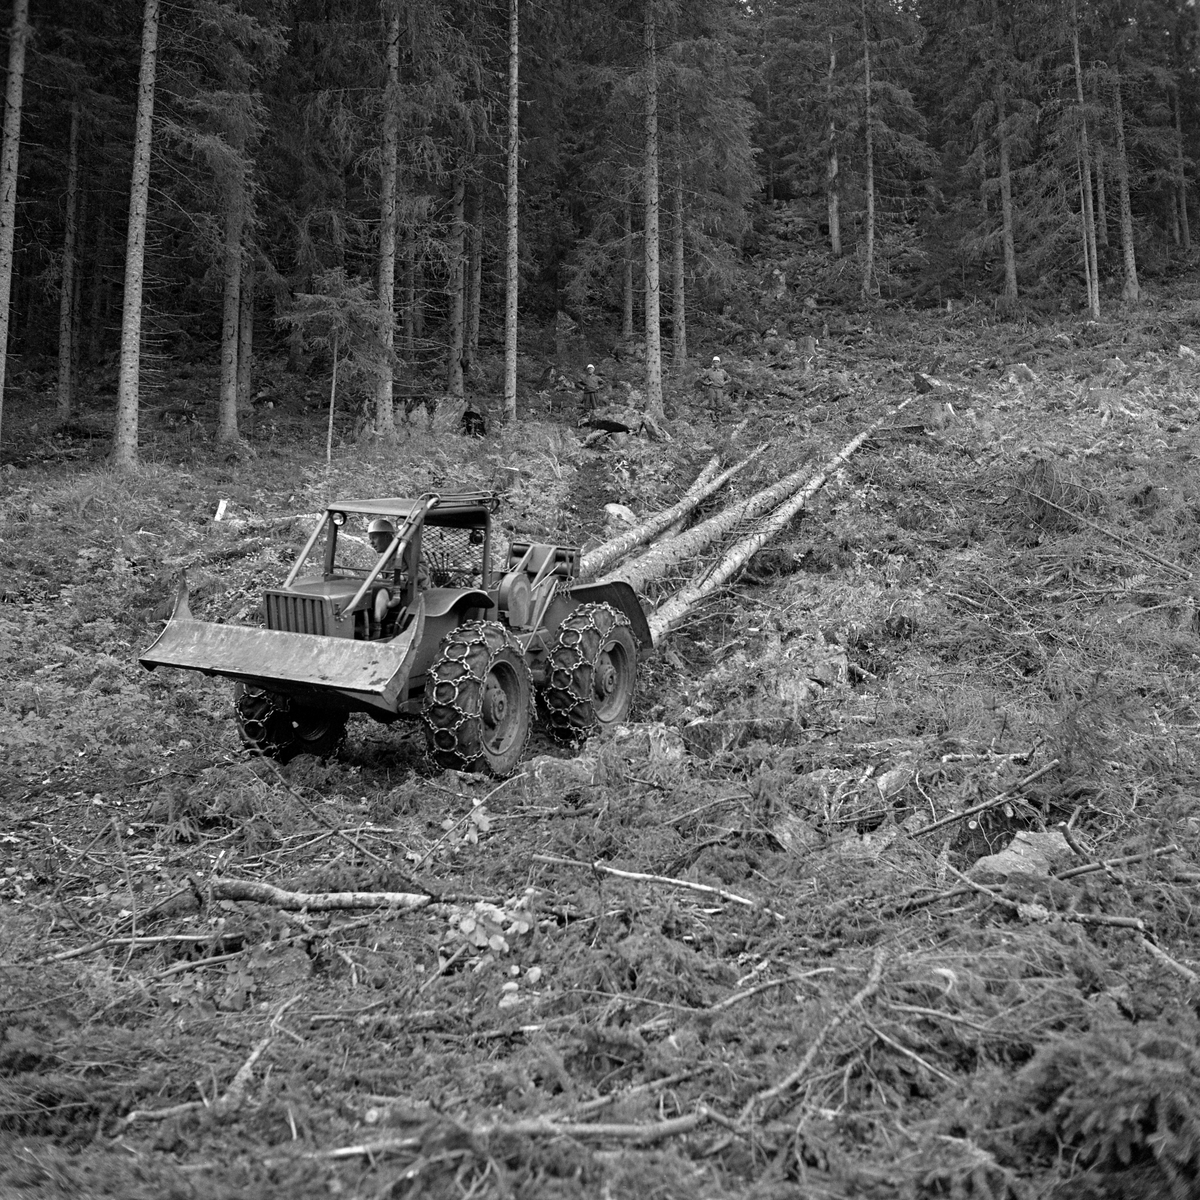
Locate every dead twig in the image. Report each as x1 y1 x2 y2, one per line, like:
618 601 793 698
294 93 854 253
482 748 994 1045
532 853 784 920
910 759 1059 838
1010 484 1192 580
739 948 888 1124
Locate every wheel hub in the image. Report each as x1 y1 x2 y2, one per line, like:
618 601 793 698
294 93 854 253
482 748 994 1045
482 678 508 726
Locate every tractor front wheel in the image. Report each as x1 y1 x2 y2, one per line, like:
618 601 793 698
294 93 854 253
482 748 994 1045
423 621 534 776
233 684 347 762
542 603 637 747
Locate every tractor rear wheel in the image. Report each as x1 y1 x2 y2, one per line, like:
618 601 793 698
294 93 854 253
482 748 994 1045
542 603 637 747
423 621 533 776
234 684 348 762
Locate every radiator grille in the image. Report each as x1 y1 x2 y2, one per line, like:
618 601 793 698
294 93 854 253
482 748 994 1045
265 592 328 635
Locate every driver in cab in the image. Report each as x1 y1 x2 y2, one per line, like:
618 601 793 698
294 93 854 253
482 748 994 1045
367 518 430 591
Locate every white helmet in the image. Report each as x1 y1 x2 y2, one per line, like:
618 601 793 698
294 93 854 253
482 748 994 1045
586 363 595 371
367 518 395 536
712 356 721 365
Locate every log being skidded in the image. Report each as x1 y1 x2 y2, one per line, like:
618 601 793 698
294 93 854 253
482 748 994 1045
647 397 915 644
578 446 764 581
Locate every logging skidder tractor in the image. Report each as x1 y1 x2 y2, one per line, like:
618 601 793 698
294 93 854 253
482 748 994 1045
140 491 651 775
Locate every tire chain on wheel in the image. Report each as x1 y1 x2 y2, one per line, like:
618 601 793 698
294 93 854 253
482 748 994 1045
234 684 346 761
542 602 631 747
423 620 533 770
235 684 294 757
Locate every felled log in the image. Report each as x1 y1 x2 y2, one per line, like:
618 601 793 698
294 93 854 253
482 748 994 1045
603 453 818 595
578 448 762 581
647 398 914 644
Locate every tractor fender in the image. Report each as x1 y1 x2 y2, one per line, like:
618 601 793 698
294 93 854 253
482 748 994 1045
422 587 494 618
566 581 652 649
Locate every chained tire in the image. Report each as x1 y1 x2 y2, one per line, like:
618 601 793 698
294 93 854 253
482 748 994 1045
542 602 637 747
423 620 534 777
233 683 348 762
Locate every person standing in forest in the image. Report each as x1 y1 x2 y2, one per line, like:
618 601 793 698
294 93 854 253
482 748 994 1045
580 363 603 414
698 356 730 416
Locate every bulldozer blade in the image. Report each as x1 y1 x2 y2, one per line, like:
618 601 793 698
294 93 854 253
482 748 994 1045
140 576 425 713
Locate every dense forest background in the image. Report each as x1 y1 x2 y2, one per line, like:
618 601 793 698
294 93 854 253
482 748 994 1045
0 0 1197 457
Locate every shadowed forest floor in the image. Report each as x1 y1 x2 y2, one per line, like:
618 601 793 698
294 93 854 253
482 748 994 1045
4 287 1200 1199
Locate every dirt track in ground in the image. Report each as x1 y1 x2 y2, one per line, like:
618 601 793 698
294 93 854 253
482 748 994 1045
4 293 1200 1198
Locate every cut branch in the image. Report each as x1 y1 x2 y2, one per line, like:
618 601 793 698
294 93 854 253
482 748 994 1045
532 853 783 919
208 878 436 913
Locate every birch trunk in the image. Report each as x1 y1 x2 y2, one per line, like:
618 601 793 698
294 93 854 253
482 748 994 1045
642 0 664 420
0 0 28 446
56 99 81 420
860 0 875 301
446 173 465 399
826 32 840 258
114 0 160 470
1112 70 1139 303
1071 4 1100 319
374 2 400 439
503 0 518 421
216 166 245 444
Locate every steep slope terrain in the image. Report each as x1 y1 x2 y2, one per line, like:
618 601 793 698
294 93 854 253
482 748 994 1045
4 287 1200 1199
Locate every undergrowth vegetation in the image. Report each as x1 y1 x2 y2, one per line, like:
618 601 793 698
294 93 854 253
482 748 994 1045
3 293 1200 1198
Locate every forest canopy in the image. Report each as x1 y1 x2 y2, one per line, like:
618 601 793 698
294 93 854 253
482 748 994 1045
0 0 1196 452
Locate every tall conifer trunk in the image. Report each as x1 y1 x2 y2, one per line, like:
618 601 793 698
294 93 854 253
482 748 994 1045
403 231 416 355
465 186 481 365
237 262 253 412
503 0 518 420
446 173 465 398
114 0 160 470
375 2 400 438
672 111 685 369
216 163 245 443
826 32 840 257
1112 70 1139 303
1174 88 1190 253
0 0 28 446
1071 3 1100 319
57 99 81 420
643 0 664 420
860 0 875 301
997 88 1017 301
622 198 634 338
1095 145 1108 246
672 163 685 369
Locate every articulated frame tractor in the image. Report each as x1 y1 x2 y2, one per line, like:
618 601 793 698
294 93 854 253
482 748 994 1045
140 492 651 776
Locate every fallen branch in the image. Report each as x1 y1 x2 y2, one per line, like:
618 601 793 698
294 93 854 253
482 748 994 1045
740 948 888 1123
532 853 784 919
1012 485 1193 581
207 877 438 913
648 398 915 644
579 450 760 580
887 844 1180 915
909 759 1060 838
